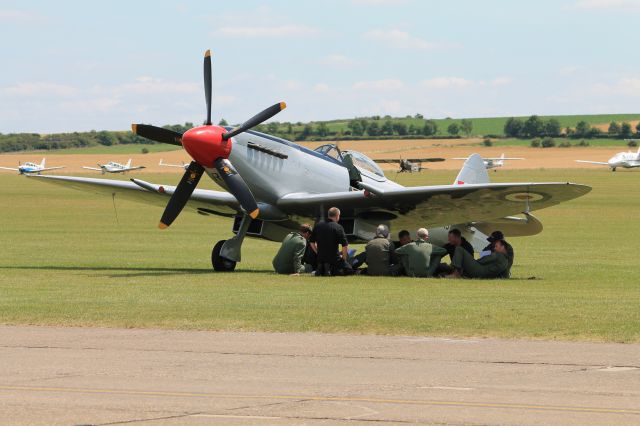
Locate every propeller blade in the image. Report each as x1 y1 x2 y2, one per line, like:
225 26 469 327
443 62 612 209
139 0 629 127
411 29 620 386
132 124 183 146
214 158 259 219
159 161 204 229
204 50 212 125
222 102 286 141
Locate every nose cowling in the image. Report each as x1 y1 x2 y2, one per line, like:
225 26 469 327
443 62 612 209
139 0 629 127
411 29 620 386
181 125 232 168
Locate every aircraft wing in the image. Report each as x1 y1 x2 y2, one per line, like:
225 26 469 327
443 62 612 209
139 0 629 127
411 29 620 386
0 166 19 171
575 160 609 165
39 166 65 171
374 158 445 164
123 166 146 171
82 166 103 171
484 157 524 161
277 182 591 229
27 175 240 217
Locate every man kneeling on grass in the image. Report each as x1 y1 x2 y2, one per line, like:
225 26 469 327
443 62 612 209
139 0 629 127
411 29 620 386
272 224 313 275
445 239 510 279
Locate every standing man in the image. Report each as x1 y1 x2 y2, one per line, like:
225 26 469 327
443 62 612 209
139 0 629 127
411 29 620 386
395 228 447 277
272 224 313 275
364 224 397 276
309 207 350 276
446 239 510 279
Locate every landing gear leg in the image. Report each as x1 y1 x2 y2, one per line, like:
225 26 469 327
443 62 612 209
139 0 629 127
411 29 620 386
210 214 252 272
612 167 617 172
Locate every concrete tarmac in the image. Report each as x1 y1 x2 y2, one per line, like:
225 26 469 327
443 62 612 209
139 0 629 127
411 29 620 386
0 326 638 425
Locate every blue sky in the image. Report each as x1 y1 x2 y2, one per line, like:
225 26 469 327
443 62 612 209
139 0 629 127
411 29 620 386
1 0 639 133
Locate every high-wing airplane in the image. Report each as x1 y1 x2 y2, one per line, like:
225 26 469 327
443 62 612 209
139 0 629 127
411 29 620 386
575 147 640 171
0 158 64 174
30 50 591 271
452 153 524 171
159 159 188 170
82 159 145 174
374 157 445 173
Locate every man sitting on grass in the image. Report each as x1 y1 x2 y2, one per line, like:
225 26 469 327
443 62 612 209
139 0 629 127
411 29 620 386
272 224 313 275
446 239 510 279
395 228 447 278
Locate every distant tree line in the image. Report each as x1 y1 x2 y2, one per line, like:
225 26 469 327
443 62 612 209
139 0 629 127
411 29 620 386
504 116 640 139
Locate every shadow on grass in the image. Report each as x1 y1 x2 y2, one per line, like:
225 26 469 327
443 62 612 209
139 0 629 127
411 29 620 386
0 265 274 277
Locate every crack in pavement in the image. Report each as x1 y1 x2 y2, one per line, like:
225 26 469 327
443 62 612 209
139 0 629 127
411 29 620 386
2 344 638 369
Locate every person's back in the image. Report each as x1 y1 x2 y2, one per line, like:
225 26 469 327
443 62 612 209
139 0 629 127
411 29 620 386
365 237 395 276
311 220 346 264
396 239 437 277
272 232 307 274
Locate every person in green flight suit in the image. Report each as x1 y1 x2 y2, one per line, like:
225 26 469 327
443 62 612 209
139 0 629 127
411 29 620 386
446 239 510 279
272 224 313 275
395 228 447 277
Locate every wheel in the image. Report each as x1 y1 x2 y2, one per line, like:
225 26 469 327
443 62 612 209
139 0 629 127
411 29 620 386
612 167 617 172
211 240 236 272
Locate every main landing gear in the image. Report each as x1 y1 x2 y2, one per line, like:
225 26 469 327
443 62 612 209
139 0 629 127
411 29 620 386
210 214 252 272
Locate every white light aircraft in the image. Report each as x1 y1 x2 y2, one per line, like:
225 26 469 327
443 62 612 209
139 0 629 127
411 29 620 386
159 159 188 170
452 153 524 170
0 158 64 174
30 51 591 271
83 159 145 174
575 147 640 171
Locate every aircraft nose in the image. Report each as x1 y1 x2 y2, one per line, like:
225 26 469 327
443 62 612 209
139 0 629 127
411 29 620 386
181 126 232 167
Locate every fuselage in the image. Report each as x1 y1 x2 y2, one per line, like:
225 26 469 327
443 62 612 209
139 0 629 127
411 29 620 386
18 163 42 174
607 152 640 169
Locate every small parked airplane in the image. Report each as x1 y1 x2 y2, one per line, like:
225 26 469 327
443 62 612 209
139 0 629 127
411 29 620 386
0 158 64 174
30 50 591 271
82 159 145 174
374 157 445 173
575 147 640 171
159 159 188 170
452 153 524 171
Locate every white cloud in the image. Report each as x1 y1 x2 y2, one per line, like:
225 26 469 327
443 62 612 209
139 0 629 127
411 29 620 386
573 0 640 10
420 76 512 89
353 79 405 91
90 77 199 96
215 25 319 38
280 80 304 91
421 77 472 89
313 83 330 93
559 66 580 76
318 54 361 68
362 29 456 50
351 0 410 5
0 9 44 21
1 82 77 97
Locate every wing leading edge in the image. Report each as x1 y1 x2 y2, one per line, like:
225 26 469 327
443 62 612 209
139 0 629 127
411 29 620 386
27 175 240 217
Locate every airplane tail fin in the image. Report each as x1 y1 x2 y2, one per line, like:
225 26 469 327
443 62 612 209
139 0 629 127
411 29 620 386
41 158 46 168
126 158 132 168
159 159 164 166
501 153 505 160
454 153 490 185
637 146 640 157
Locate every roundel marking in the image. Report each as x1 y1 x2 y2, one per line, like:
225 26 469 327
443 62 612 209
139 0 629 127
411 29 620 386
503 192 545 202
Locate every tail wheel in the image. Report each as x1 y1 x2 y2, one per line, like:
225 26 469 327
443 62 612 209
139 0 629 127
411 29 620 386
211 240 236 272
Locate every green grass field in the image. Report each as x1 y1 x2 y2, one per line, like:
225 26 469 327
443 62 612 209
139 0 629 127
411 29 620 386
1 169 639 342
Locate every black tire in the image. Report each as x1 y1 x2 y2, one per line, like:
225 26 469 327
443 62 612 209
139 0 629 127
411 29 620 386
211 240 236 272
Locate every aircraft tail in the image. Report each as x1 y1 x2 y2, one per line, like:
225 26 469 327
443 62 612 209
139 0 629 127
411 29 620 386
126 158 132 168
453 153 490 185
40 158 46 168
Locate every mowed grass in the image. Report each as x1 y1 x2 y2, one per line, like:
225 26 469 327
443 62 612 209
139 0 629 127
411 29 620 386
20 144 182 155
1 169 639 342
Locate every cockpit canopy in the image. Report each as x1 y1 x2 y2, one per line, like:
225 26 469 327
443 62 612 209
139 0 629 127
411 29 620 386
313 144 385 179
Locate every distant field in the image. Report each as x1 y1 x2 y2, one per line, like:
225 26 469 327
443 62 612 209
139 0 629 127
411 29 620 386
21 144 182 155
1 170 638 342
310 113 640 137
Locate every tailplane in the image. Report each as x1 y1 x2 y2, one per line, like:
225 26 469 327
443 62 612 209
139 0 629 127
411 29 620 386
453 153 490 185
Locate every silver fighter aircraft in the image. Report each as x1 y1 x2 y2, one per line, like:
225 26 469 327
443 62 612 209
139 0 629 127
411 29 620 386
576 147 640 171
29 51 591 271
